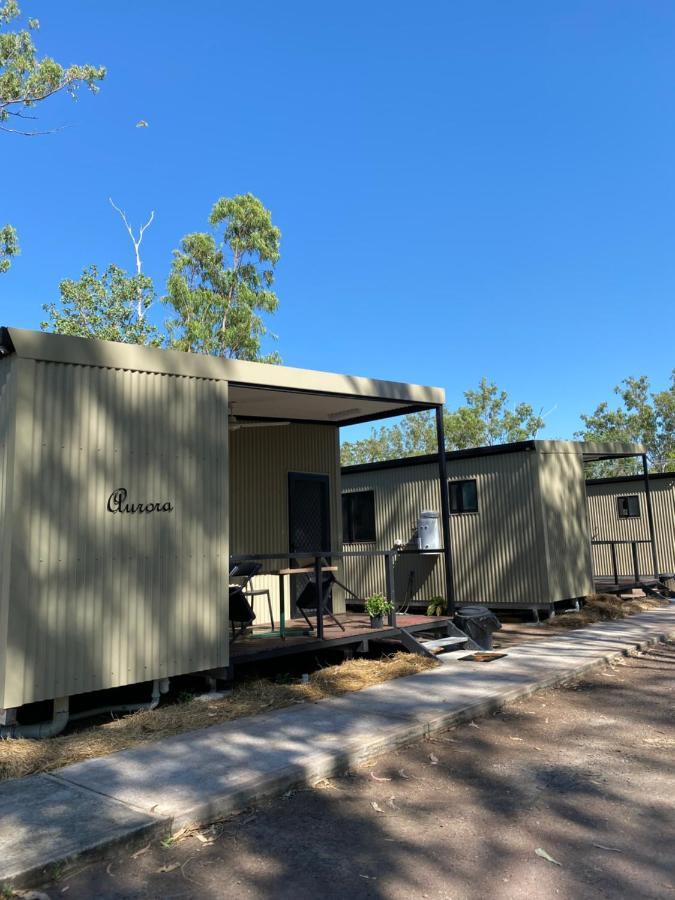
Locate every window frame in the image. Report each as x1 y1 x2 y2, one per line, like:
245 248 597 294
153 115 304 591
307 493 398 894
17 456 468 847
617 495 641 519
448 478 479 515
342 489 376 543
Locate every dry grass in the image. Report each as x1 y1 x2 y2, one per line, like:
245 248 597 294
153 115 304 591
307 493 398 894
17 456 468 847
0 652 437 783
547 592 669 630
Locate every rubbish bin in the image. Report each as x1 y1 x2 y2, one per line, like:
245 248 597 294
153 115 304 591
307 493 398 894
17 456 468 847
455 605 501 650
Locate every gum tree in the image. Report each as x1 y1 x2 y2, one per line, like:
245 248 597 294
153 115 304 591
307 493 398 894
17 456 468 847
0 0 105 272
164 193 282 360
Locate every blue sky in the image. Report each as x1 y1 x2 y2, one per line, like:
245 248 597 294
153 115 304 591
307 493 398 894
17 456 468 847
2 1 674 443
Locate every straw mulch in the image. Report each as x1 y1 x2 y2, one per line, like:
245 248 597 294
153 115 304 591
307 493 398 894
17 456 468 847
547 592 669 630
0 652 436 782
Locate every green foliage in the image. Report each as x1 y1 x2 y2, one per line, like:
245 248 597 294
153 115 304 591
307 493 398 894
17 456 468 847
364 592 393 618
0 1 105 133
0 222 18 272
1 1 104 274
164 193 281 361
341 378 545 465
42 264 161 346
577 372 675 475
426 597 447 617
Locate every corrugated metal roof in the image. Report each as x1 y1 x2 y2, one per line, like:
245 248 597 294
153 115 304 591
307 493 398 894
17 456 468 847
1 328 444 426
342 439 647 475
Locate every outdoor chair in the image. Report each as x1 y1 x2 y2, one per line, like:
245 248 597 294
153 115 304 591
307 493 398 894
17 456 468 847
295 565 346 632
229 585 256 641
229 561 275 631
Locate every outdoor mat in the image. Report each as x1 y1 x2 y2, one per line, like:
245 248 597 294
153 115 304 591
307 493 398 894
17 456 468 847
459 652 508 663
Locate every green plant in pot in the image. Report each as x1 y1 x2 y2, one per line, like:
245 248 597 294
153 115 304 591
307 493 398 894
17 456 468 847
365 592 393 628
426 596 447 617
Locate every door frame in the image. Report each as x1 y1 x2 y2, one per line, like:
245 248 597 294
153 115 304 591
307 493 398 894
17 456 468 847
287 471 332 615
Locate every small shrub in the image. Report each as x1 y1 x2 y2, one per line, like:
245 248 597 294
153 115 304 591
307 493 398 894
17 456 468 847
365 592 393 618
426 596 447 617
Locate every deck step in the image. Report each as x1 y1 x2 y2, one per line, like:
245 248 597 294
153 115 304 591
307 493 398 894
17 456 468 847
420 636 468 651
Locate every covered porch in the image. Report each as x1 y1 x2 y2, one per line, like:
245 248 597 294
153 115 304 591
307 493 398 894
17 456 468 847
582 442 662 591
225 366 461 665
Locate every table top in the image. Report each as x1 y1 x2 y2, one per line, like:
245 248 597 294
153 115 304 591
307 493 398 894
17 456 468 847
277 566 338 576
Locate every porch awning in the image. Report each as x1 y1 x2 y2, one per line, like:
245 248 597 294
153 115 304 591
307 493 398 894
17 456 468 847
1 327 444 427
580 441 647 462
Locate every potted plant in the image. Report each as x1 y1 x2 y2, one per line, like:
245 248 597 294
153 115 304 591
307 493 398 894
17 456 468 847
426 596 447 617
365 592 393 628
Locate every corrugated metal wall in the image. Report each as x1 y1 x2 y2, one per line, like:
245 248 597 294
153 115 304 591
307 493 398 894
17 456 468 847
537 450 594 601
586 479 675 576
0 357 17 707
341 450 552 608
2 358 230 709
229 423 343 623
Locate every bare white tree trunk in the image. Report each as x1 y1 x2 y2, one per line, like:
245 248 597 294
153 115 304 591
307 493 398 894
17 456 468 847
109 198 155 321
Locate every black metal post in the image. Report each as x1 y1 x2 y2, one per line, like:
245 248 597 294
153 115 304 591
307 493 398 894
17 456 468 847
631 541 640 584
385 551 396 626
315 555 324 640
610 542 619 585
642 454 660 580
435 405 455 615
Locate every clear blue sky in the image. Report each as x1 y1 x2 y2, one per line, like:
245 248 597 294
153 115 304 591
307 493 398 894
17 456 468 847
2 1 674 443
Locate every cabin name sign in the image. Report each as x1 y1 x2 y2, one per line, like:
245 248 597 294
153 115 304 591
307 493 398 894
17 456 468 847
107 488 174 514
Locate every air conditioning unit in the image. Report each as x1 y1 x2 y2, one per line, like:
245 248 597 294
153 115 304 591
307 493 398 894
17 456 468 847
417 510 441 550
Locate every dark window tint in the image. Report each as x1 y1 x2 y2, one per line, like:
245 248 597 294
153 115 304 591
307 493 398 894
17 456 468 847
342 491 376 542
449 479 478 513
617 495 640 518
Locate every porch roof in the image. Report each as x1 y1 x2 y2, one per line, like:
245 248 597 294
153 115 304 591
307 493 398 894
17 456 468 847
1 327 444 427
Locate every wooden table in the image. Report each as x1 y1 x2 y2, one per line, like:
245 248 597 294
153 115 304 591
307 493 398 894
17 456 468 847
277 566 338 638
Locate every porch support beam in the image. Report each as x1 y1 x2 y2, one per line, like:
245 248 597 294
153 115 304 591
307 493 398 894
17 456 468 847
435 405 456 615
642 453 660 580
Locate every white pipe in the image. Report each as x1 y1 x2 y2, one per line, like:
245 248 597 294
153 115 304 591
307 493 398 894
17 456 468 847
0 697 69 739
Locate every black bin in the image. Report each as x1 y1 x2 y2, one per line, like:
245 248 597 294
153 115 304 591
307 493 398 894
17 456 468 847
455 605 501 650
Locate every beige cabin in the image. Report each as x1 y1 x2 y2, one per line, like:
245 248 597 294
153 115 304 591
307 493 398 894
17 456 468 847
340 440 647 610
0 327 444 715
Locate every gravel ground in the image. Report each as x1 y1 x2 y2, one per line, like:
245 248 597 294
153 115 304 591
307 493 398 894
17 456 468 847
35 641 674 900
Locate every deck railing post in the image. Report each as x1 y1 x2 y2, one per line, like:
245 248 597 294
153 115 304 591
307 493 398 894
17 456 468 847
385 551 396 626
610 542 619 585
315 555 324 640
435 405 456 615
631 541 640 585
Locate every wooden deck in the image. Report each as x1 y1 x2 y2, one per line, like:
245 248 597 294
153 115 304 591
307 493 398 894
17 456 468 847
229 612 454 665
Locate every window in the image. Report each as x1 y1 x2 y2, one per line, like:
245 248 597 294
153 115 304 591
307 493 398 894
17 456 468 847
617 495 640 518
342 490 376 542
449 479 478 513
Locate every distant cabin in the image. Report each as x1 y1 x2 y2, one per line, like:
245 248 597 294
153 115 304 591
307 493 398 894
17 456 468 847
340 440 649 611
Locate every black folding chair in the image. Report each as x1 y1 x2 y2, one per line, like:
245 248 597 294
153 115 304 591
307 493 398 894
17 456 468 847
229 586 256 641
230 561 275 631
295 566 346 632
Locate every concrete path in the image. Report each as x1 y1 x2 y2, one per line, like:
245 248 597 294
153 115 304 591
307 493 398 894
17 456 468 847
1 607 673 889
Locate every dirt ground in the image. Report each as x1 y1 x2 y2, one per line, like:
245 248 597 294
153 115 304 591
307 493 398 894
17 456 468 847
33 641 674 900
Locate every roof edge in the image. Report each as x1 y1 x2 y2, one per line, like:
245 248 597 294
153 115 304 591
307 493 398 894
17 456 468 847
2 327 444 406
586 472 675 486
341 439 648 475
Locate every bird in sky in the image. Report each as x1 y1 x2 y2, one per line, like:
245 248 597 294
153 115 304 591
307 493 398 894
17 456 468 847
136 120 148 128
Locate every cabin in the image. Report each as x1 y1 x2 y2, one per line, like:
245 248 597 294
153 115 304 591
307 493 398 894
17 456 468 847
0 327 459 731
586 472 675 588
340 439 649 613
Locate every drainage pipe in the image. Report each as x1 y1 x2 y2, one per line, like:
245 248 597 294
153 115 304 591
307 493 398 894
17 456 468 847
68 679 163 723
0 696 69 739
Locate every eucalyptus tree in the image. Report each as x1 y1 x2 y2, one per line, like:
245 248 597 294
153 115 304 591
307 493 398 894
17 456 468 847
164 193 282 361
577 372 675 475
340 379 545 465
0 0 105 272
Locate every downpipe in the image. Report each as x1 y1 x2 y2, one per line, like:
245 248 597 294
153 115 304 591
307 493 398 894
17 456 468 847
68 678 165 722
0 696 69 739
0 679 168 739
